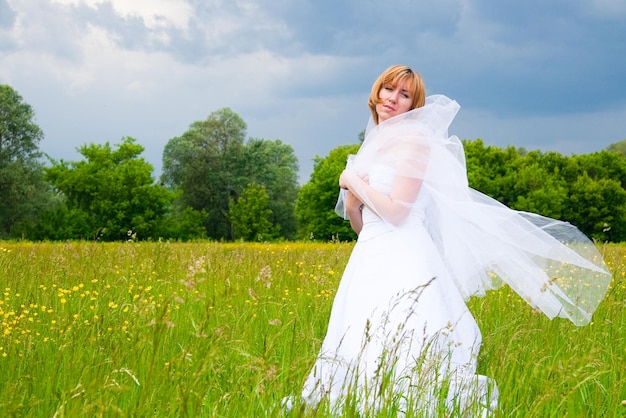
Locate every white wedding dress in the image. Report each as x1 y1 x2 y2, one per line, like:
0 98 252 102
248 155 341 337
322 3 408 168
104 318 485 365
301 165 497 415
298 95 610 416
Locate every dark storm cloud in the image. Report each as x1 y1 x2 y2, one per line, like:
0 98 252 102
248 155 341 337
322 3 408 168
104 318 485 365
443 0 626 115
254 0 461 54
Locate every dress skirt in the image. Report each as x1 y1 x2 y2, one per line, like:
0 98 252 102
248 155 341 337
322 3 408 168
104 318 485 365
301 209 498 415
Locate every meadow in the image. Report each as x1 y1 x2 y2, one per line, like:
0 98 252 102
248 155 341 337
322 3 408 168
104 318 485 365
0 240 624 417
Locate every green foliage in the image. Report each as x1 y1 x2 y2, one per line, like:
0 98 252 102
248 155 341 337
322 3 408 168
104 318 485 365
154 206 208 241
162 108 299 241
464 139 626 242
243 139 299 239
296 144 361 241
162 108 247 240
42 137 174 241
606 138 626 157
0 85 51 237
296 138 626 243
507 162 568 219
573 150 626 188
464 139 526 205
0 85 43 163
24 205 92 241
564 175 626 242
229 183 274 241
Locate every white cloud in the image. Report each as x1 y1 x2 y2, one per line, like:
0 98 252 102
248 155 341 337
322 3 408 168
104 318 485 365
586 0 626 17
49 0 193 29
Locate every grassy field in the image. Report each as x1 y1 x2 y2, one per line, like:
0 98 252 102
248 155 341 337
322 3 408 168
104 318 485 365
0 240 624 417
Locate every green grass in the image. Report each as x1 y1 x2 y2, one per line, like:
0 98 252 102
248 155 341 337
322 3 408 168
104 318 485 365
0 241 624 417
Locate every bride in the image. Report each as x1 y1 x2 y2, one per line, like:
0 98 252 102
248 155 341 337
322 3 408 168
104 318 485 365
297 65 611 416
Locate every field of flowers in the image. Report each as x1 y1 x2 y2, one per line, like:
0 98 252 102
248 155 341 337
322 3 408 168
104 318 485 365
0 240 624 417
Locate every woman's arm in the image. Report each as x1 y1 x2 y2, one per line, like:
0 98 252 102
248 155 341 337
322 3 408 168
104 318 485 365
339 169 422 226
345 191 364 234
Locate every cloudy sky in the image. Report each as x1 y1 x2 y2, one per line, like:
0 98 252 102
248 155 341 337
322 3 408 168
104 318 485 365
1 0 625 182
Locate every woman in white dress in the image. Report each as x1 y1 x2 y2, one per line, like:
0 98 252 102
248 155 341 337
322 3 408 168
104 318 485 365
298 65 611 416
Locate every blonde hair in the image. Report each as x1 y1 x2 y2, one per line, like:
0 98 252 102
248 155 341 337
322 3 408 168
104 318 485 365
368 65 426 124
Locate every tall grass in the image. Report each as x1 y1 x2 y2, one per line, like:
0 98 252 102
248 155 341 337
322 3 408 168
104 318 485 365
0 241 624 417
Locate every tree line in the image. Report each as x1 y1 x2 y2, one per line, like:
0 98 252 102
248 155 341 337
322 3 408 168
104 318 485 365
2 84 626 242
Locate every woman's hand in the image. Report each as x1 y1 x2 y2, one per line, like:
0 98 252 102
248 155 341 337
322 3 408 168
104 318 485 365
339 170 368 190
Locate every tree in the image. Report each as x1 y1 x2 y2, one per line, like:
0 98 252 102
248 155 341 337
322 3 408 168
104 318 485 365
464 139 525 205
563 174 626 242
606 138 626 157
162 108 248 240
229 183 274 241
154 206 208 241
243 139 299 239
509 173 568 219
162 108 299 240
0 85 51 237
500 151 570 220
566 151 626 241
43 137 174 241
0 85 42 164
574 150 626 189
296 144 361 241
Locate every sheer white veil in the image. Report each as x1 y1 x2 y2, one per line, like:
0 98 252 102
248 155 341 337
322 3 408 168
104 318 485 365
336 95 611 326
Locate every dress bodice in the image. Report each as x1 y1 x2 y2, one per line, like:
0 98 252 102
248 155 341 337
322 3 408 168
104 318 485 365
358 164 429 242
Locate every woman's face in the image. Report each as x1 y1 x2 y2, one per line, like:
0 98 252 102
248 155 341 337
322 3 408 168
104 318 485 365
375 80 414 123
